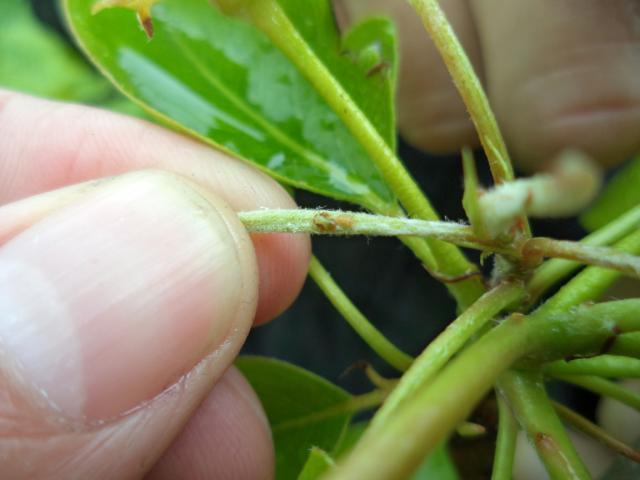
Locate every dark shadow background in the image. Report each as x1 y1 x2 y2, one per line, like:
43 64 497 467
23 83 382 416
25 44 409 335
28 2 602 469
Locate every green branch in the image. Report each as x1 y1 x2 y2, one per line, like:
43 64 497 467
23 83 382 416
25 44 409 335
523 237 640 279
499 371 590 479
528 204 640 303
545 356 640 378
328 299 640 479
534 230 640 316
405 0 512 184
326 314 531 480
309 256 413 372
554 375 640 412
553 401 640 464
492 392 519 480
369 281 524 429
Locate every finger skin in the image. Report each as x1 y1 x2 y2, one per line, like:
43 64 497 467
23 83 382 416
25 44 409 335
471 0 640 171
0 353 271 479
0 89 310 323
147 367 275 480
0 172 271 479
335 0 481 153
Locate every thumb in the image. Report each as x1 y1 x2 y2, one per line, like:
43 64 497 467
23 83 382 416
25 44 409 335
0 171 260 478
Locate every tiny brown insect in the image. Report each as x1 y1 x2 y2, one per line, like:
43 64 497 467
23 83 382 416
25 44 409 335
312 212 337 233
335 214 355 229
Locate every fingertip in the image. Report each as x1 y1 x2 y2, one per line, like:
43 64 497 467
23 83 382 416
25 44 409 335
0 170 259 421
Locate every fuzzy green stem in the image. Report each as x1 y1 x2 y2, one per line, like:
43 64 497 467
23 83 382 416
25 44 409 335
406 0 512 184
523 238 640 280
309 256 413 371
528 204 640 303
552 401 640 463
227 0 483 309
545 356 640 378
492 393 519 480
499 371 591 480
535 230 640 316
369 281 524 429
238 208 506 251
553 375 640 412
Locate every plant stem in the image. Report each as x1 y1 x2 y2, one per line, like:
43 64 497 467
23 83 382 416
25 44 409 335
528 204 640 303
534 230 640 316
524 299 640 364
369 281 524 429
328 299 640 479
405 0 512 184
553 375 640 412
325 314 532 480
309 256 413 372
239 208 491 245
545 356 640 378
522 238 640 279
235 0 483 309
499 371 591 480
492 393 519 480
552 400 640 463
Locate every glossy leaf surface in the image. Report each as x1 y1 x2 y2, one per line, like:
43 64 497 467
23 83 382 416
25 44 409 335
63 0 397 210
236 356 352 480
273 0 398 150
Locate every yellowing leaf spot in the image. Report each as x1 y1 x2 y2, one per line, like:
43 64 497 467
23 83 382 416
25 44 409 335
92 0 161 38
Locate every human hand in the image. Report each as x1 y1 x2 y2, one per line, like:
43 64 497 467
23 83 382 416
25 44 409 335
335 0 640 171
0 90 310 479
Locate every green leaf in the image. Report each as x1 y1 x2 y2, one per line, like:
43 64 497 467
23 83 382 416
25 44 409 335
235 356 353 480
297 447 335 480
63 0 396 210
411 442 459 480
272 0 398 150
581 155 640 231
